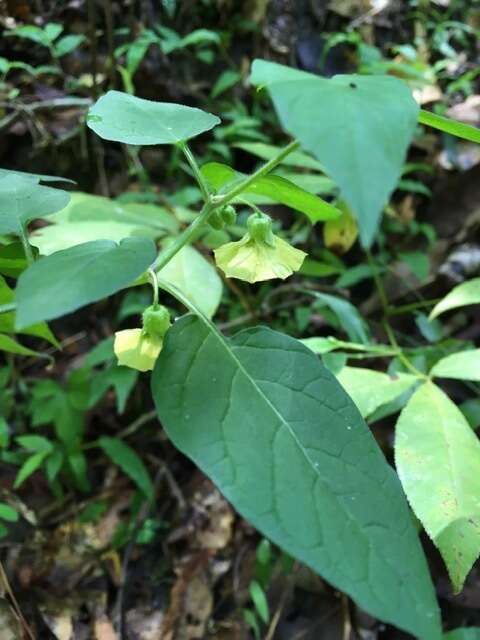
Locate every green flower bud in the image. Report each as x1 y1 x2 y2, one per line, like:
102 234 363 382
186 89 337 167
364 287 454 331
220 205 236 226
247 213 275 246
142 304 171 340
208 210 225 230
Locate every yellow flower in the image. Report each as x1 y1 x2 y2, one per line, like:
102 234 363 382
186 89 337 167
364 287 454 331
114 328 163 372
214 213 306 283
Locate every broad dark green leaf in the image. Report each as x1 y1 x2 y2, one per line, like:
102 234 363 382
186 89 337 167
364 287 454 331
395 382 480 593
250 60 419 247
15 238 156 329
87 90 220 145
152 315 440 638
0 173 70 235
99 436 153 498
201 162 340 223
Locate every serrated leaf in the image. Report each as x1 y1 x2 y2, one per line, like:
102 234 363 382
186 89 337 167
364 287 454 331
430 278 480 319
201 162 340 223
87 90 220 145
0 173 70 235
99 436 153 498
336 367 418 418
152 314 440 638
159 245 222 318
15 237 156 329
431 350 480 381
250 60 419 247
395 382 480 593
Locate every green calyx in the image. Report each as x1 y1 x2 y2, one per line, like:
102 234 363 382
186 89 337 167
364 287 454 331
142 304 171 340
208 205 237 230
247 212 275 246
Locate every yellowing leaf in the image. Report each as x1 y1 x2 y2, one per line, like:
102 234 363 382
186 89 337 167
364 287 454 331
323 203 358 254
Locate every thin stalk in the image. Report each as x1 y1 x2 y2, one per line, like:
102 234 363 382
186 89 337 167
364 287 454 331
387 298 441 316
213 139 300 207
180 142 210 201
365 249 389 314
383 320 427 380
19 225 34 265
148 269 159 306
151 202 213 272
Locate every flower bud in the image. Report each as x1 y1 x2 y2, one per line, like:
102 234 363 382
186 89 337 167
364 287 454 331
142 304 171 340
247 213 275 246
220 205 236 226
208 209 225 230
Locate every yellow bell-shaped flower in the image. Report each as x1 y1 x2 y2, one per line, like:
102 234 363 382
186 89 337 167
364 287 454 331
214 213 306 283
114 329 163 372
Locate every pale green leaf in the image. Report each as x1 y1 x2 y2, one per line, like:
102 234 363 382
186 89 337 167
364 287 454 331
395 382 480 593
431 350 480 381
15 238 156 329
250 60 419 247
99 436 153 498
0 173 70 235
336 367 418 418
444 629 480 640
0 333 41 357
159 245 222 318
430 278 480 319
201 162 340 223
87 90 220 145
152 314 440 638
249 581 269 624
0 503 18 522
14 451 49 488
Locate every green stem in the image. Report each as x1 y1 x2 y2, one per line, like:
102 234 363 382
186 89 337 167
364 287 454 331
148 269 159 306
19 224 34 266
213 139 300 207
383 321 428 379
150 139 300 274
180 142 210 202
151 202 213 272
365 249 389 314
387 298 441 316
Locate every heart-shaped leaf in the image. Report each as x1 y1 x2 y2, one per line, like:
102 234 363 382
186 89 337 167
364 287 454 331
15 238 156 328
250 60 419 247
152 313 440 638
87 90 220 145
395 382 480 593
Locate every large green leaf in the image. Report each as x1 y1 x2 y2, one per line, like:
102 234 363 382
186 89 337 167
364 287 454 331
87 90 220 145
250 60 419 247
50 192 178 234
152 314 440 638
30 221 158 255
15 238 156 329
430 278 480 319
431 350 480 381
201 162 340 223
0 173 70 235
158 245 222 318
395 382 480 593
336 367 418 419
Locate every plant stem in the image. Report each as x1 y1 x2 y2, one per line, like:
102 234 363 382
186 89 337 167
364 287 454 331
387 298 441 316
148 269 159 306
213 139 300 207
180 142 210 202
19 224 34 265
150 139 301 273
151 202 213 272
366 249 389 314
383 321 428 379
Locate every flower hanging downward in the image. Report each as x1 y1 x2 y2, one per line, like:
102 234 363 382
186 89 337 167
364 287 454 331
114 304 171 372
214 212 306 283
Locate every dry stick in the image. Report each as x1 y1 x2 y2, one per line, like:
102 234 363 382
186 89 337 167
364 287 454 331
0 561 35 640
103 0 116 87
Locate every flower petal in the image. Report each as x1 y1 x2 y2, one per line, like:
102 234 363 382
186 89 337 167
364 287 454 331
114 328 162 372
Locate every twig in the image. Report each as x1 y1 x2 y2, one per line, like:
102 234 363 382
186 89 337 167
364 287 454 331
0 561 35 640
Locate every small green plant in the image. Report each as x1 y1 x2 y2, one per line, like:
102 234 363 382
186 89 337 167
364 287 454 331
1 59 480 639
